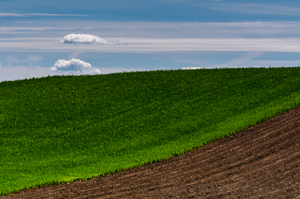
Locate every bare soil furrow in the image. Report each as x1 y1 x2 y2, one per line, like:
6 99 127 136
168 113 300 175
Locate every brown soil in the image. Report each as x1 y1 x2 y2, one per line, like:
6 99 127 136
2 107 300 199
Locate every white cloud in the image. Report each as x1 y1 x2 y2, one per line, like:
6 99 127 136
50 58 101 74
182 67 204 70
61 34 117 45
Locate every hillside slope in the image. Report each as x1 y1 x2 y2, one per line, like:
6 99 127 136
1 67 300 195
2 101 300 198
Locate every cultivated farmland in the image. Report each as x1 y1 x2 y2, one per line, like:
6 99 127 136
1 67 300 197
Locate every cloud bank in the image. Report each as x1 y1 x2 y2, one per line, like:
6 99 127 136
50 59 101 74
4 37 300 53
61 34 117 45
5 21 300 53
182 67 204 70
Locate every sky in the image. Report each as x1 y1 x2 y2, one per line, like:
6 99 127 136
2 0 300 82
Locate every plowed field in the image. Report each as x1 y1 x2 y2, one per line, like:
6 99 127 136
2 106 300 199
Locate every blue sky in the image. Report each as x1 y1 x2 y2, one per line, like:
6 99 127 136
2 0 300 82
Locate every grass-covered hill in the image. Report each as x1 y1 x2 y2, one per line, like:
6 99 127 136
1 67 300 195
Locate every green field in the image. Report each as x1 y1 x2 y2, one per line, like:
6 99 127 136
1 67 300 195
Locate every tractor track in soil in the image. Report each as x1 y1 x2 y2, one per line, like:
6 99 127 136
2 106 300 198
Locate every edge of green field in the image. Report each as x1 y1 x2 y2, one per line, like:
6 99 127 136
1 67 300 196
